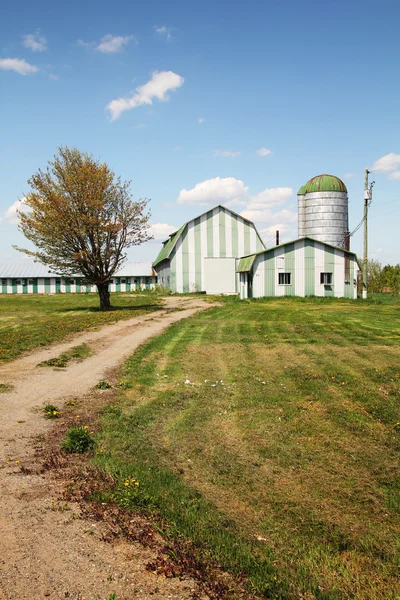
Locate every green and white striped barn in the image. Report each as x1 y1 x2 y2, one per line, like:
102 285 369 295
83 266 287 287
237 238 359 300
0 263 156 295
153 205 265 293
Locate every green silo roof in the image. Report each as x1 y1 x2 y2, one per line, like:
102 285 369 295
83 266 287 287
297 174 347 195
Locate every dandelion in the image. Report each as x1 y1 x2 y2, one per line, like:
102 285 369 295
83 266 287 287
83 425 88 430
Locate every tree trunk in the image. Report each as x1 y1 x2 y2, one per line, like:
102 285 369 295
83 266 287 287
97 282 111 311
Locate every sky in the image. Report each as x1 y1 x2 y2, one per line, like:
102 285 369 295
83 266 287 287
1 0 400 267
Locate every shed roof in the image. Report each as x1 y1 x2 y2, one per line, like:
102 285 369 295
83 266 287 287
236 237 359 272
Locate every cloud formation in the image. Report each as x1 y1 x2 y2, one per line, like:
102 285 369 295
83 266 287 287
213 150 241 158
23 31 47 52
96 34 133 53
372 153 400 173
155 26 172 41
107 70 184 121
4 199 31 224
177 177 248 207
148 223 177 240
256 147 272 157
0 58 38 75
197 117 205 124
389 171 400 180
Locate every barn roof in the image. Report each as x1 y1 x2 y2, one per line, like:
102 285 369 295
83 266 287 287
153 204 265 268
0 262 154 278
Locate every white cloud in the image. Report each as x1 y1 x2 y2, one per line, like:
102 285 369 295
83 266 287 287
155 26 172 41
4 198 31 224
246 186 293 210
343 172 358 179
372 153 400 173
148 223 177 240
107 70 184 121
197 117 205 124
0 58 38 75
96 34 133 53
23 31 47 52
48 73 58 81
177 177 248 207
388 171 400 180
213 150 241 158
256 147 272 157
242 207 297 225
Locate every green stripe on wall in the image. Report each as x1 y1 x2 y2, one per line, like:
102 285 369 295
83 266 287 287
2 280 7 294
44 278 50 294
219 209 226 257
182 225 189 293
324 247 335 297
284 243 295 296
231 215 238 257
206 210 213 257
264 254 275 296
194 217 202 292
244 222 251 256
304 241 315 296
170 253 177 293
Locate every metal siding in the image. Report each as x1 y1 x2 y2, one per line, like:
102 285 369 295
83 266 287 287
182 225 190 293
212 208 220 257
295 240 305 297
284 243 295 296
219 209 226 257
304 240 315 296
334 250 345 298
324 247 335 297
237 218 245 257
265 253 275 296
194 217 202 292
275 250 285 297
206 210 214 257
252 255 265 298
175 235 183 293
225 210 233 256
314 243 326 297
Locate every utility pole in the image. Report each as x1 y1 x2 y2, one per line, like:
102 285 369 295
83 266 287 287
362 169 374 299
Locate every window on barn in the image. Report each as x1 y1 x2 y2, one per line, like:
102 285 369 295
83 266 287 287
121 279 126 284
278 272 291 285
16 280 21 285
28 280 34 285
2 279 7 285
320 272 333 285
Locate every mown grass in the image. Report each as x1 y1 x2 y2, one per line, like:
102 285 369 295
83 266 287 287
94 295 400 600
0 292 162 362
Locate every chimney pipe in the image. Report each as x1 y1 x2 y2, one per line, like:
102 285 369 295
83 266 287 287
276 230 279 246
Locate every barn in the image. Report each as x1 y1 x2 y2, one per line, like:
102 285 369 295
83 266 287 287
153 205 265 293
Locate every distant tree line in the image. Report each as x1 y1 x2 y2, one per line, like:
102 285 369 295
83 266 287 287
367 260 400 294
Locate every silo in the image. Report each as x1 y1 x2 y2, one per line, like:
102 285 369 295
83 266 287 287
297 174 349 248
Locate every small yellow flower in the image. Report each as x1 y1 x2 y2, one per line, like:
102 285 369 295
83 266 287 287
83 425 88 430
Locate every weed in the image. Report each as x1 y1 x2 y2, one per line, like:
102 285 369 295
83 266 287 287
106 594 116 600
61 426 95 454
96 380 113 390
101 406 122 417
0 383 10 393
43 404 60 419
37 344 91 369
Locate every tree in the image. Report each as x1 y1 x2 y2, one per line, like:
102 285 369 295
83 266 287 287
14 147 152 310
367 259 384 293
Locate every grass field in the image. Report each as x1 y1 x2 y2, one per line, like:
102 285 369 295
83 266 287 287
0 292 161 362
93 295 400 600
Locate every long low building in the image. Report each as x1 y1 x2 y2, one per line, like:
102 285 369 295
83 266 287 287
0 263 156 294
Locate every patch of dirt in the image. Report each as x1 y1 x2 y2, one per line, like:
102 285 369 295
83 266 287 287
0 297 220 600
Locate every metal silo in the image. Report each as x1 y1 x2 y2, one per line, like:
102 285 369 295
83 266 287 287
297 174 349 248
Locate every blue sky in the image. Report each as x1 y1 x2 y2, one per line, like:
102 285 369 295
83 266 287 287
1 0 399 266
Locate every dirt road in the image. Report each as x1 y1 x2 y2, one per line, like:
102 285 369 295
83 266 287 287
0 296 214 600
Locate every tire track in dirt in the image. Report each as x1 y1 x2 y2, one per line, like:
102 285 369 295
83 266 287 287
0 296 216 600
